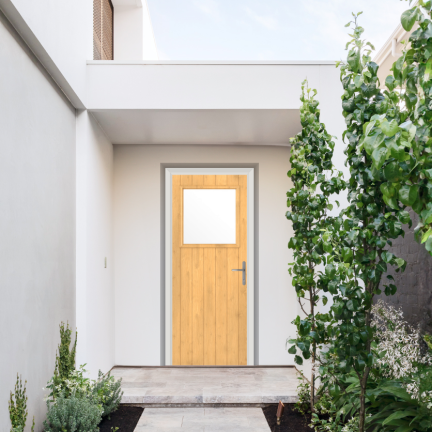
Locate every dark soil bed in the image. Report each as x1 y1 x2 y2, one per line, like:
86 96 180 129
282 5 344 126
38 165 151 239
262 404 313 432
98 405 144 432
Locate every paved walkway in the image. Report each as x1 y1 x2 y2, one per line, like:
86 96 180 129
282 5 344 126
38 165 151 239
134 407 270 431
112 366 299 404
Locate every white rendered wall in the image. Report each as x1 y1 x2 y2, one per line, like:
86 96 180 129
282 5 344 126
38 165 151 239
76 111 114 378
0 12 76 430
1 0 92 104
113 144 296 365
113 1 158 61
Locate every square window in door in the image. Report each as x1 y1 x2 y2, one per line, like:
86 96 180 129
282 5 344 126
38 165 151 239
183 189 236 244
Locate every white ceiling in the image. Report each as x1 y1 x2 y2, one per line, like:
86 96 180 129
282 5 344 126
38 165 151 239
90 109 300 145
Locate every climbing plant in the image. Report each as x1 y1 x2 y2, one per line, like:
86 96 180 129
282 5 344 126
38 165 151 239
318 12 412 432
286 80 345 412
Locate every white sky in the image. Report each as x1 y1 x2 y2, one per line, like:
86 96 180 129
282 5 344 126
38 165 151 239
147 0 409 60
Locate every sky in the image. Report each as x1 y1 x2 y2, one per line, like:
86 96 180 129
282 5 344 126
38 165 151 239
147 0 409 61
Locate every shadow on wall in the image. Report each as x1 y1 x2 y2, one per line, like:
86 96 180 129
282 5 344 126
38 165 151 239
377 209 432 334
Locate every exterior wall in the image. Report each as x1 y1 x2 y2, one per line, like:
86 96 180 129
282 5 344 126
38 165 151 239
76 111 114 378
113 145 296 365
113 2 158 61
1 0 92 104
377 210 432 333
0 11 76 431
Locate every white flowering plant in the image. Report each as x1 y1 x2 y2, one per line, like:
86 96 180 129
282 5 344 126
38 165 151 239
46 364 92 401
357 301 432 431
371 300 432 409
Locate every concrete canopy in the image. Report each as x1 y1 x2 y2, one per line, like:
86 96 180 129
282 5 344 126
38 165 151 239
86 61 338 146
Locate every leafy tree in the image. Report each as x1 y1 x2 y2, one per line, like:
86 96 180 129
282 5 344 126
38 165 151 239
286 80 345 411
320 12 410 432
376 0 432 255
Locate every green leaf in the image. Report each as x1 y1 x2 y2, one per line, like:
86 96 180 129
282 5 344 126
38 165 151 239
425 58 432 82
421 228 432 244
382 251 394 263
383 410 418 426
381 119 399 137
384 161 402 182
294 355 303 365
399 185 419 206
394 426 414 432
398 210 411 225
325 264 336 279
349 333 360 345
372 146 389 170
385 75 396 91
364 132 385 155
425 237 432 253
395 258 406 269
299 320 312 336
322 296 328 306
288 345 297 355
341 247 353 263
347 299 358 311
347 49 361 73
401 7 418 31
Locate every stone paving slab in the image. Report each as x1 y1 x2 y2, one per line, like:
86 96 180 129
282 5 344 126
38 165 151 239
134 407 270 431
113 367 299 405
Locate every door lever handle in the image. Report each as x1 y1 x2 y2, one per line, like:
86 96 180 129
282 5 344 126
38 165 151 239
231 261 246 285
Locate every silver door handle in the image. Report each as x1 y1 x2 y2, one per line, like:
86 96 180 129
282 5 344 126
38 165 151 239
232 261 246 285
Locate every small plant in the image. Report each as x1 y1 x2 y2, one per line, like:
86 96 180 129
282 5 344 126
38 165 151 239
310 392 344 432
47 322 78 400
294 378 311 416
43 393 102 432
9 374 34 432
47 364 92 401
91 370 123 418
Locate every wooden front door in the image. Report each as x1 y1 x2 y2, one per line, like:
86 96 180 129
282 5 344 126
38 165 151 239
172 175 247 365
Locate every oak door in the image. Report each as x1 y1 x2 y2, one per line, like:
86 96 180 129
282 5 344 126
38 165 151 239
172 175 247 365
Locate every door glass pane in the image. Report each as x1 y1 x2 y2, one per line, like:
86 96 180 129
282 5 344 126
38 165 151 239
183 189 236 244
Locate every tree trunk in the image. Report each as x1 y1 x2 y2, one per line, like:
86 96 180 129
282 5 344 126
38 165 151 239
358 383 366 432
309 280 315 413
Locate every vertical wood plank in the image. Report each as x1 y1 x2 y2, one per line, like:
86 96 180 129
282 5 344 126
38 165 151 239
192 248 204 365
216 248 228 365
227 248 239 365
192 175 204 185
203 248 216 365
181 175 193 185
203 175 216 186
226 175 239 186
215 175 227 185
180 247 193 365
172 175 182 365
238 175 248 365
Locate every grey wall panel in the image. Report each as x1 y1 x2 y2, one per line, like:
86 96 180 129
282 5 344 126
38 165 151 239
377 209 432 334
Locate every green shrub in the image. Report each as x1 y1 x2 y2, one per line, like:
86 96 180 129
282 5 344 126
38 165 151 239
48 323 77 400
47 364 92 401
9 375 34 432
43 394 102 432
91 370 123 417
294 378 311 416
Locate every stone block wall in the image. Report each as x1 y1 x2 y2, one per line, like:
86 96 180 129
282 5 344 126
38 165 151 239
376 209 432 334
